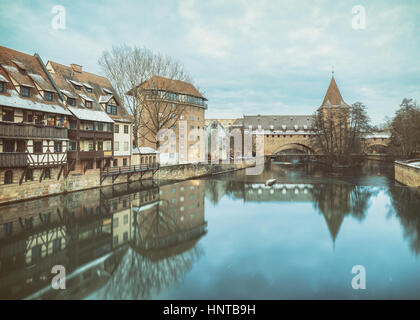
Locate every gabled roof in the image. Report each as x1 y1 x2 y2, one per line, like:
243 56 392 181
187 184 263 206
0 46 68 115
129 75 206 100
47 60 132 122
320 77 349 108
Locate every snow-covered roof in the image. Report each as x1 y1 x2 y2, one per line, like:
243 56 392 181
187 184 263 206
61 90 75 98
78 93 94 102
2 65 35 88
132 147 158 154
362 132 391 139
83 82 93 89
11 59 27 70
28 73 55 91
99 95 112 103
69 79 83 87
0 74 9 82
68 106 114 123
0 90 71 115
103 88 112 94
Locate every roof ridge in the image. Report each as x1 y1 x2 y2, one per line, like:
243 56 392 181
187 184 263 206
48 60 111 84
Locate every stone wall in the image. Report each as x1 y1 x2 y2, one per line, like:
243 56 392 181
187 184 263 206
0 160 260 205
395 160 420 187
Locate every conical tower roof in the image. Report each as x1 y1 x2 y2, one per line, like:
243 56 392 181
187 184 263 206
320 76 349 108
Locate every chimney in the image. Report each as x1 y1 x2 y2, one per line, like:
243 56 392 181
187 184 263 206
70 64 82 73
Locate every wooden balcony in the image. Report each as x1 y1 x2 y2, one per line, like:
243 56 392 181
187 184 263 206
0 122 68 139
0 153 27 168
68 129 113 140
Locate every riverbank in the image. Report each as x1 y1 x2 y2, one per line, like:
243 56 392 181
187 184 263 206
0 160 259 205
395 159 420 187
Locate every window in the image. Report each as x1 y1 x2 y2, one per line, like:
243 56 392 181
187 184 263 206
106 104 117 115
106 123 112 132
4 170 13 184
113 159 118 167
21 86 30 97
88 141 94 151
3 140 14 152
67 98 76 106
123 158 127 166
86 101 92 108
86 87 92 93
124 142 129 151
124 125 129 134
54 141 62 153
33 141 43 153
69 141 77 151
2 109 14 122
25 169 34 182
114 124 119 133
190 125 194 130
113 217 119 228
45 91 53 101
0 82 4 93
74 85 81 90
190 116 194 121
114 141 119 151
96 122 103 131
44 168 51 179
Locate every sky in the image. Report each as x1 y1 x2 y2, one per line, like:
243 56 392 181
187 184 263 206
1 0 419 124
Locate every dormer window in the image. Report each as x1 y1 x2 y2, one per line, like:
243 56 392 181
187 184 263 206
67 98 76 106
86 101 92 108
106 104 117 115
21 86 30 97
74 85 81 90
45 91 53 101
83 83 93 93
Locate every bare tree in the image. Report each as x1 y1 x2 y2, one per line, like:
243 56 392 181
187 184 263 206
388 98 420 157
311 102 371 165
98 45 195 148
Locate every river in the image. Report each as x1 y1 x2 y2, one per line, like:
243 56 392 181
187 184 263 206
0 160 420 299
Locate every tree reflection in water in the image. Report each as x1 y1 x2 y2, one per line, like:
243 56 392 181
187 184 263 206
388 187 420 255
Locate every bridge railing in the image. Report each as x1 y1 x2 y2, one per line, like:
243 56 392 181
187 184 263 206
101 163 160 176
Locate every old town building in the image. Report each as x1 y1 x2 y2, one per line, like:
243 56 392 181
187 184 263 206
46 61 133 172
128 76 207 164
0 46 70 189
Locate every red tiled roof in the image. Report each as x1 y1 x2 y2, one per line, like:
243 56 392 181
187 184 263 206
0 46 69 115
47 60 133 122
130 75 206 100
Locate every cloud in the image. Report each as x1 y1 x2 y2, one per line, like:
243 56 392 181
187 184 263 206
1 0 419 124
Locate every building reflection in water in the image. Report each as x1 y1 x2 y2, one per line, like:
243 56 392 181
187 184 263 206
0 179 207 300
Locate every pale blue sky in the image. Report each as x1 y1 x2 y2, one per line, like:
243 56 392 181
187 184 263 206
1 0 419 124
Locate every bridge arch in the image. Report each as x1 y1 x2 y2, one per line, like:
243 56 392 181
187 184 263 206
365 143 388 154
273 143 315 155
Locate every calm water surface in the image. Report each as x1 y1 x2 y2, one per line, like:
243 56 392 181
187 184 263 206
1 161 420 299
